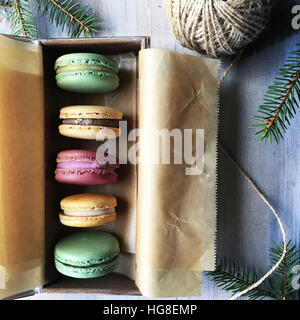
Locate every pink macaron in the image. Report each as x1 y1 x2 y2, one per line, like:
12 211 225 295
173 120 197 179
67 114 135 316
55 150 119 185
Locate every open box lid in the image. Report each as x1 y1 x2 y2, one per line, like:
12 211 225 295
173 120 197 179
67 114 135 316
0 35 45 299
0 34 148 299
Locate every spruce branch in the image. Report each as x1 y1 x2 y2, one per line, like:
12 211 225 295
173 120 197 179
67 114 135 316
251 43 300 143
268 240 299 300
9 0 37 39
0 0 13 6
207 241 299 300
207 258 277 300
36 0 99 37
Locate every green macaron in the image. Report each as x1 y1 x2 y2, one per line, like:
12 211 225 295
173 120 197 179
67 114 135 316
54 53 119 93
54 231 120 279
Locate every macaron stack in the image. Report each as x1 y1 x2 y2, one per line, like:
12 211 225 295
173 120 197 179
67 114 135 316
53 52 123 279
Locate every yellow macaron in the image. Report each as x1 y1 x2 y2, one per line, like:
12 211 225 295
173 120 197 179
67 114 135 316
59 105 123 140
59 193 117 228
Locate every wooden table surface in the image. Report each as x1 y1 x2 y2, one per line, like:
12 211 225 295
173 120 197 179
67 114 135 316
0 0 299 300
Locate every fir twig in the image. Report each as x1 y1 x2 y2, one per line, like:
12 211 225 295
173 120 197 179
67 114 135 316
251 43 300 143
36 0 99 37
9 0 37 39
268 240 299 300
207 241 299 300
0 0 13 6
208 258 278 300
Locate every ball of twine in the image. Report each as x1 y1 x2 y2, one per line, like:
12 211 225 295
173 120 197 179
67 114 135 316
164 0 275 58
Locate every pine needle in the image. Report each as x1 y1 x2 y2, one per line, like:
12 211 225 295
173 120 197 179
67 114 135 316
207 241 299 300
36 0 99 37
268 240 299 300
244 1 300 144
0 0 13 6
250 43 300 143
9 0 37 39
208 258 278 300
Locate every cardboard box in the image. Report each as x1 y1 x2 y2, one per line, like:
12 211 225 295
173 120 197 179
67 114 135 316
0 36 218 299
0 35 149 299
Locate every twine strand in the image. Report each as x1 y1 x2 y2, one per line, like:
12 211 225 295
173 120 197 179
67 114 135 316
218 59 287 300
217 51 243 87
218 142 287 300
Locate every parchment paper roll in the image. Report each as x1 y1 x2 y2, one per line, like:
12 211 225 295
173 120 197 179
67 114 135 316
136 49 219 297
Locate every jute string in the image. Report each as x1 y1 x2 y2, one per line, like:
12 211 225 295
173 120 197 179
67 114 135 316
164 0 274 58
218 57 287 300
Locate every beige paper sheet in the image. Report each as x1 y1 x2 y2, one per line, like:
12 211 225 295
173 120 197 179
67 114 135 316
0 36 45 299
136 49 219 297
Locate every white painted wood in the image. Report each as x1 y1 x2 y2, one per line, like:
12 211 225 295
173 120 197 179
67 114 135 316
0 5 10 34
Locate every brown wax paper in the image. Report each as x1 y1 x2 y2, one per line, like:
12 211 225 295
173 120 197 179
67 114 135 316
136 49 218 297
0 36 45 299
